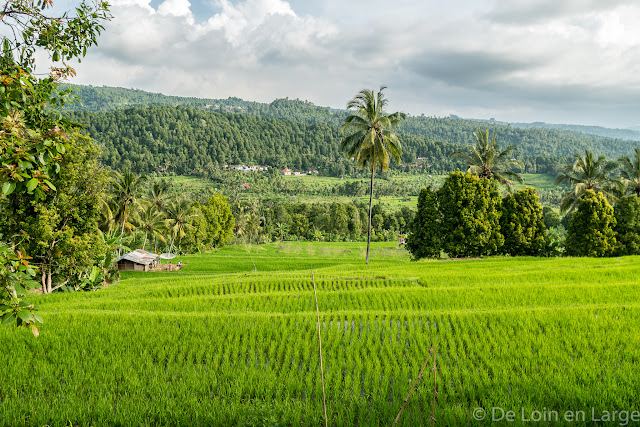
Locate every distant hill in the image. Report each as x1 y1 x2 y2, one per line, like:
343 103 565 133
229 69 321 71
60 84 640 177
59 84 262 112
480 119 640 141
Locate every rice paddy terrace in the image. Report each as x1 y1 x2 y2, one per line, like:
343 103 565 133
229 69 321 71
2 242 640 426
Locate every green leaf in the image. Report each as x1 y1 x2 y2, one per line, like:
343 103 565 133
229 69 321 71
2 181 16 195
44 180 56 191
33 313 44 324
1 312 15 326
0 304 11 312
16 309 33 323
26 178 38 192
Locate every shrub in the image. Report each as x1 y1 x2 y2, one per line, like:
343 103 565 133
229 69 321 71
406 187 440 259
614 195 640 255
565 190 616 257
501 188 548 256
437 171 503 257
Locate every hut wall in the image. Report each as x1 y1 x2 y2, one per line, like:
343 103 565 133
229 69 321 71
117 260 136 271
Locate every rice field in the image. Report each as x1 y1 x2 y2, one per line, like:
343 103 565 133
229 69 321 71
2 242 639 426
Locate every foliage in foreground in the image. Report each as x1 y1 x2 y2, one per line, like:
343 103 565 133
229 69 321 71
1 0 111 330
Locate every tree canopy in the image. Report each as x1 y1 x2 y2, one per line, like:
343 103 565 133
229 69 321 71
451 129 524 187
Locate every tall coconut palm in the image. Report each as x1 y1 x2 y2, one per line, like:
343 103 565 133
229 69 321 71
619 147 640 197
451 129 524 187
340 86 406 264
132 204 166 251
110 168 148 236
164 197 197 254
149 179 171 212
556 149 619 213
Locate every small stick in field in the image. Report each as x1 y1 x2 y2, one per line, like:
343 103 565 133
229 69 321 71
311 267 328 427
393 344 436 427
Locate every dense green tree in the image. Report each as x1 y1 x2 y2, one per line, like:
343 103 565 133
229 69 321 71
340 86 406 264
1 0 110 332
290 213 309 237
500 188 547 256
201 194 234 249
556 150 619 213
2 132 108 294
180 203 208 253
618 148 640 197
613 195 640 255
451 129 524 187
371 214 384 233
542 206 561 229
406 187 440 259
437 171 503 257
565 190 616 257
329 202 349 235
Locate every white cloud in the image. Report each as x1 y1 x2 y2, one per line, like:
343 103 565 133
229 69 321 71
66 0 640 127
158 0 194 22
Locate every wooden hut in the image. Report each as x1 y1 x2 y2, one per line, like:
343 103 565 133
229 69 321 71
117 249 159 271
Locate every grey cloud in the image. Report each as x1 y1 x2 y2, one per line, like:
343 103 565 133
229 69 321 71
486 0 633 25
405 51 539 89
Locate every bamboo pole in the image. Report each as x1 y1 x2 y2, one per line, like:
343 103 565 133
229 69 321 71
393 344 436 427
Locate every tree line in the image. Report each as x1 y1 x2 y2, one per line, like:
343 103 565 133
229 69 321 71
406 144 640 259
230 198 414 244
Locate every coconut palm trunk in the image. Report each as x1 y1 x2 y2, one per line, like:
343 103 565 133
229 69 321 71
169 233 176 255
366 166 375 264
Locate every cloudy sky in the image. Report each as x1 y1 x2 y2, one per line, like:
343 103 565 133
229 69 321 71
61 0 640 128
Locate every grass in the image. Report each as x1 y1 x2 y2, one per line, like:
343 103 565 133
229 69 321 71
2 242 637 426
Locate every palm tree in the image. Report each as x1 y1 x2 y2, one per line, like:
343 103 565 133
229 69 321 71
110 168 148 236
164 197 197 254
340 86 406 264
275 222 289 241
451 129 524 187
556 149 619 213
132 204 166 251
619 147 640 197
149 179 171 212
97 229 132 280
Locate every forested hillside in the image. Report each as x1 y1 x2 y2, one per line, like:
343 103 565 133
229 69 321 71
69 106 458 176
63 85 640 177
